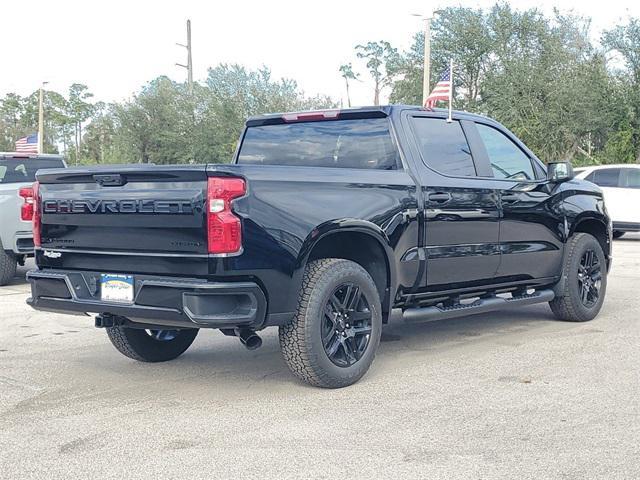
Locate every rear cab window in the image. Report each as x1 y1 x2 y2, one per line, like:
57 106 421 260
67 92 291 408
237 118 399 170
0 157 65 184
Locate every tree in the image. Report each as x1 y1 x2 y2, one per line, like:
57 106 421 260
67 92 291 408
385 4 617 163
66 84 96 162
481 5 613 162
82 103 115 163
602 18 640 163
338 63 359 107
355 41 398 105
114 76 192 164
201 64 335 162
0 94 26 151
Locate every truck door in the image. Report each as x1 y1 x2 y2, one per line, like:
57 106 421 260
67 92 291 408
402 112 501 289
471 121 563 280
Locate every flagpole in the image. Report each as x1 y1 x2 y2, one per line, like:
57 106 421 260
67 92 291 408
447 60 453 123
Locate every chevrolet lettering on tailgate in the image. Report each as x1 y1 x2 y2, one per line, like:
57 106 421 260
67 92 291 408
42 199 196 214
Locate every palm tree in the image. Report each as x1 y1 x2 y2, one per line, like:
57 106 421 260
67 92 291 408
339 63 359 107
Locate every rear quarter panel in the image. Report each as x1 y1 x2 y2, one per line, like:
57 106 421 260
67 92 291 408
207 164 419 317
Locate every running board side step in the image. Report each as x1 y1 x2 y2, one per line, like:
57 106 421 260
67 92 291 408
402 289 555 323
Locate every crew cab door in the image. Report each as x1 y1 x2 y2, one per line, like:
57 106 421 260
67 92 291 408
402 112 501 288
470 120 563 280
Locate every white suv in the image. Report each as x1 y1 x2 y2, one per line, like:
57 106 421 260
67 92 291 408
575 164 640 238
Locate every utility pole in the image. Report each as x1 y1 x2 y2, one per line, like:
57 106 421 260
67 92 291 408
37 81 48 154
176 19 193 94
412 11 442 107
422 16 432 107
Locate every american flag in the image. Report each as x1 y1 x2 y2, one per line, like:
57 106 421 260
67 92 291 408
424 68 451 110
15 134 38 153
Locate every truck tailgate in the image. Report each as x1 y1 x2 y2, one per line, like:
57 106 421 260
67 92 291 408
36 165 209 276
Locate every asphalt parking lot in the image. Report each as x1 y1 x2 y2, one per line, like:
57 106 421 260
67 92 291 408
1 235 639 480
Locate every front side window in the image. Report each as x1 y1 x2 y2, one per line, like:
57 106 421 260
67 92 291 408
591 168 620 187
476 123 535 181
410 117 476 176
237 118 398 170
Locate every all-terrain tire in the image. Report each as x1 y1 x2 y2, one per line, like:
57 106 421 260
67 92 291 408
549 233 607 322
106 326 198 362
279 258 382 388
0 244 17 286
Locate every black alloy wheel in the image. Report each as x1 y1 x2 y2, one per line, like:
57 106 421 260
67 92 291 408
321 283 373 368
549 232 607 322
577 249 602 308
279 258 382 388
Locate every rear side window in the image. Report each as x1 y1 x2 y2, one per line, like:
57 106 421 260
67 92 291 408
0 158 64 184
476 123 535 181
410 117 476 176
237 118 398 170
620 168 640 189
589 168 620 187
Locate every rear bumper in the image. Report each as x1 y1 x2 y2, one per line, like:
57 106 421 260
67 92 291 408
26 269 267 329
13 231 34 255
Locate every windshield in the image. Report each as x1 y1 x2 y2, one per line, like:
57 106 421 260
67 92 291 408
0 158 64 184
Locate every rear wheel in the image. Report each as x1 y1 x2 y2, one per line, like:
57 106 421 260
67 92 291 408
106 326 198 362
0 246 17 286
279 258 382 388
550 233 607 322
612 231 625 239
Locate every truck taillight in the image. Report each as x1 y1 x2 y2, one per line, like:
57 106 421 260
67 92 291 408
32 182 41 247
207 177 246 255
19 186 34 221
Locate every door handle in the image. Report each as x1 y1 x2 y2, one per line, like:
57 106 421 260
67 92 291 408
428 192 452 204
501 193 519 204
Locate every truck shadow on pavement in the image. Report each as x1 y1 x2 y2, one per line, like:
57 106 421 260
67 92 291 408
145 303 564 389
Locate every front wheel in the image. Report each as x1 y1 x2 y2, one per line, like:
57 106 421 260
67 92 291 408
549 233 607 322
279 258 383 388
106 326 198 362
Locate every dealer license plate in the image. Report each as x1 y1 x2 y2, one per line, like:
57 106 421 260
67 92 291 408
100 274 134 303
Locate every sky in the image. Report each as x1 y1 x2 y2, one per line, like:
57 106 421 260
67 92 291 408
2 0 639 107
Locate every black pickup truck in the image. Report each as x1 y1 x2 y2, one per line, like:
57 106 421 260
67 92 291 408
27 106 612 388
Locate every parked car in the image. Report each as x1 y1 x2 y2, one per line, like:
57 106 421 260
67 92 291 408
26 106 612 388
574 164 640 238
0 153 65 285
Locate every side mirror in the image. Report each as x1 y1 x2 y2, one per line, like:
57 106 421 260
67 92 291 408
547 161 574 183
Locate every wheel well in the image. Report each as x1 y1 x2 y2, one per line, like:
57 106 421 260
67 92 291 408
574 219 610 257
307 231 390 313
